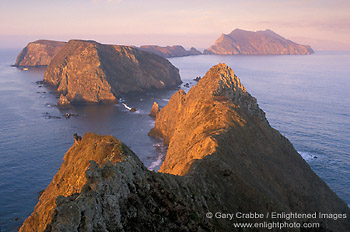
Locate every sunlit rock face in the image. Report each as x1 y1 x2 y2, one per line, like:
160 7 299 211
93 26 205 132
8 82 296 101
204 29 314 55
44 40 182 104
19 133 126 232
20 133 212 232
150 63 349 231
14 40 66 67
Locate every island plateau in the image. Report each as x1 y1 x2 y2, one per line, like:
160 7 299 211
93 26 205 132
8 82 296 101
204 29 314 55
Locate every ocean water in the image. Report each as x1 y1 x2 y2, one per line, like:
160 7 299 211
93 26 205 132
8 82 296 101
0 49 349 231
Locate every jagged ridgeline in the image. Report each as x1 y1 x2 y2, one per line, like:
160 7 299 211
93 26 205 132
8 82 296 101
20 64 349 231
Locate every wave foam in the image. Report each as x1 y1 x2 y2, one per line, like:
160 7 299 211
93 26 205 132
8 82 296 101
298 151 319 161
148 153 164 171
121 103 132 111
148 143 167 171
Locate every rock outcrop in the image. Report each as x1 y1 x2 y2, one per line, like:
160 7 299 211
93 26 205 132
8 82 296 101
44 40 182 104
14 40 66 67
19 133 127 232
204 29 314 55
21 64 349 231
150 102 160 117
20 133 212 232
139 45 202 58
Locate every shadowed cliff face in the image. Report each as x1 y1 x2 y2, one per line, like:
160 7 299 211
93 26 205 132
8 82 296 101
150 63 350 231
204 29 314 55
139 45 202 58
14 40 66 67
43 40 182 104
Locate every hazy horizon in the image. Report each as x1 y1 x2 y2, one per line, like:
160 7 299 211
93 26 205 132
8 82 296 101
1 0 349 50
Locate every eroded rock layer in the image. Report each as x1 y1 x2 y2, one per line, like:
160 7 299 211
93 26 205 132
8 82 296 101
14 40 66 67
204 29 314 55
44 40 182 104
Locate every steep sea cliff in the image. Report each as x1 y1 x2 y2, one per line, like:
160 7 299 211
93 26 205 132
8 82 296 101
44 40 182 105
14 40 65 67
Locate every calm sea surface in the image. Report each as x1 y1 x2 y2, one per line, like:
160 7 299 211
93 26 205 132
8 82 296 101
0 49 349 231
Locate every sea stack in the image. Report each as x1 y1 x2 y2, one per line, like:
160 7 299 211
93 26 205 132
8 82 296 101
14 40 66 67
43 40 182 104
204 29 314 55
150 102 160 117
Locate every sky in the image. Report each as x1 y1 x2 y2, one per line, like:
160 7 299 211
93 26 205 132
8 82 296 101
0 0 349 50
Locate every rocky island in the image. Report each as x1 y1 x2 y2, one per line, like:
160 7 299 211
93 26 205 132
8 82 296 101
139 45 202 58
20 64 349 231
204 29 314 55
14 40 66 67
43 40 182 105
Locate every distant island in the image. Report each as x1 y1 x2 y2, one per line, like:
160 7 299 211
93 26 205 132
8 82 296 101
14 29 314 70
15 41 202 70
139 45 201 58
13 29 315 104
14 40 65 67
204 29 314 55
20 64 350 232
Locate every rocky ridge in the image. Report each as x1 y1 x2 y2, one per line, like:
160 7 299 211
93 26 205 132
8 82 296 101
150 63 349 230
19 133 126 232
204 29 314 55
139 45 202 58
44 40 182 104
20 64 350 231
20 133 212 232
14 40 66 67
